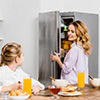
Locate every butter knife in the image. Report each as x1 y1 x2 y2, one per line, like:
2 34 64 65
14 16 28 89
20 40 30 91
34 93 53 96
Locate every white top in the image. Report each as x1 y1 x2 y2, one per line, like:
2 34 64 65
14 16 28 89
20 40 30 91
61 42 88 84
0 65 45 92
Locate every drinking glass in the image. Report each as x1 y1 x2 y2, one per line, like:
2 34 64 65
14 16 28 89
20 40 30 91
23 77 32 96
48 86 61 99
77 71 85 90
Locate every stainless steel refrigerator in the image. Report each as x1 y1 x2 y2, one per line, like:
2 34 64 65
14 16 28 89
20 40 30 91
38 11 98 88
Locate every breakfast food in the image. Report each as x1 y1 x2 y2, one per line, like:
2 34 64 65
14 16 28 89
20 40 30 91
62 91 78 95
9 89 28 96
61 85 77 92
61 85 78 95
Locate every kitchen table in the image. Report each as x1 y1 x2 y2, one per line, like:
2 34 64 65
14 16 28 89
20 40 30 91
26 84 100 100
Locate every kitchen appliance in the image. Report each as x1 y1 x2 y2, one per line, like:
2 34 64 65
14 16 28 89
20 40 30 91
38 11 98 88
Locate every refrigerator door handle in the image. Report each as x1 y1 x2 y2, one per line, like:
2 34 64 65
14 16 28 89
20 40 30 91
53 50 60 56
55 51 60 57
50 61 54 78
50 50 60 79
50 50 54 78
54 61 56 79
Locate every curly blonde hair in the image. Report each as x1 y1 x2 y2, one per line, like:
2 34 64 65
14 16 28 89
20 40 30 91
0 43 22 66
69 20 92 55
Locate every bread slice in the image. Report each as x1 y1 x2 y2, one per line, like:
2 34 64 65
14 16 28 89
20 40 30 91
62 91 78 95
61 85 77 92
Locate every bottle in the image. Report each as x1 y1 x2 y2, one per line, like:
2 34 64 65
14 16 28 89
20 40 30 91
63 26 68 31
61 31 65 39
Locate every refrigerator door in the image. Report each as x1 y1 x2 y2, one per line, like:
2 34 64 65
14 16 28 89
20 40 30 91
39 11 61 88
61 12 98 78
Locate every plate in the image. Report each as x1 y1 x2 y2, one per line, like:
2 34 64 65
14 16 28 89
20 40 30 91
58 91 82 96
9 94 30 100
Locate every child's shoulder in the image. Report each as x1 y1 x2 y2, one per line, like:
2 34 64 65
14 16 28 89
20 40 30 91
0 66 6 70
0 66 6 75
16 67 24 73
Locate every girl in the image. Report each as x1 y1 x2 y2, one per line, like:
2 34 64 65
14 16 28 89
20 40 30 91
0 43 45 93
50 20 92 84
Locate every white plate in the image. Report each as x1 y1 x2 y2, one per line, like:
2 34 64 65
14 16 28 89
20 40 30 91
9 94 30 100
58 91 82 96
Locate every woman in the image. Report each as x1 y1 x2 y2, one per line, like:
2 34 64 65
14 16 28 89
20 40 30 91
50 20 92 84
0 43 45 93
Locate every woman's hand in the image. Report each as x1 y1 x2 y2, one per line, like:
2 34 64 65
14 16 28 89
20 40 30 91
32 85 42 93
50 52 60 62
9 83 22 91
50 52 63 69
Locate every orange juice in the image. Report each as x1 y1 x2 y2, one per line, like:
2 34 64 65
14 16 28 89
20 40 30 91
23 78 32 96
77 72 85 89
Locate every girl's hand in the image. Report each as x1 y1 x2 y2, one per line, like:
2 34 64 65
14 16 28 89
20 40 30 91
32 85 42 93
50 52 60 62
1 83 22 93
9 83 22 91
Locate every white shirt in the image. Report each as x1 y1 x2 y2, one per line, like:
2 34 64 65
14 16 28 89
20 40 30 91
0 65 45 92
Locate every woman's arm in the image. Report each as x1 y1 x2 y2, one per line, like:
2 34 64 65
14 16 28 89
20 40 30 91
56 58 63 69
50 52 63 69
50 48 78 74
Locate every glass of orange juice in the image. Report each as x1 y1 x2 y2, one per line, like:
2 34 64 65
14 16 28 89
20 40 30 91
77 71 85 90
23 77 32 96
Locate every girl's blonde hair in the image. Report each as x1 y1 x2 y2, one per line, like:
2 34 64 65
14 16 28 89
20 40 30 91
69 20 92 55
0 43 22 66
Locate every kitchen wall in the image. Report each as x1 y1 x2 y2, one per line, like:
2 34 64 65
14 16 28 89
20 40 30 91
0 0 99 80
0 0 40 79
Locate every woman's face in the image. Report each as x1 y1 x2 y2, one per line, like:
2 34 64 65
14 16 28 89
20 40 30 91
68 24 77 42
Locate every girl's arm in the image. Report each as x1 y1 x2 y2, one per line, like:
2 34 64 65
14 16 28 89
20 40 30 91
19 68 45 90
1 83 22 93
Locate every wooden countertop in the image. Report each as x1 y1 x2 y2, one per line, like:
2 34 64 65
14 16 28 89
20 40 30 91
27 84 100 100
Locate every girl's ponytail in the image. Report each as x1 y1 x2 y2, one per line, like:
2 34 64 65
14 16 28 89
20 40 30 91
0 60 4 67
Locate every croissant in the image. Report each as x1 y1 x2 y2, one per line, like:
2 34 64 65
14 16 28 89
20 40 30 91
9 89 28 96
